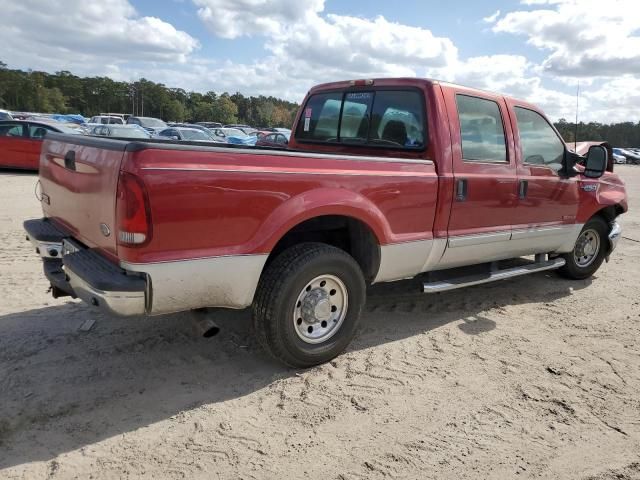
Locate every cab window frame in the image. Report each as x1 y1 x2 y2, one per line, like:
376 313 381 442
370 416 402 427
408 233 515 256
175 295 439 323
455 94 509 164
513 105 566 170
295 86 428 152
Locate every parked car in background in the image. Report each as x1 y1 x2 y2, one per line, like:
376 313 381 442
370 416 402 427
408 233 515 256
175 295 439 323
211 127 247 142
256 131 289 147
167 123 215 135
0 109 13 120
126 116 167 134
154 127 217 142
613 152 626 164
0 120 80 170
613 147 640 164
89 115 124 125
89 124 151 139
274 128 292 135
196 122 223 129
224 123 251 129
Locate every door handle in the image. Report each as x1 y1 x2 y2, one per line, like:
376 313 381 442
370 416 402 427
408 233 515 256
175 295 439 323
64 150 76 171
456 179 468 201
519 180 528 199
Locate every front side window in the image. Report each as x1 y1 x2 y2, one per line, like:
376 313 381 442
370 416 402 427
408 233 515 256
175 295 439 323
456 95 507 163
515 107 565 170
0 123 24 137
296 90 426 150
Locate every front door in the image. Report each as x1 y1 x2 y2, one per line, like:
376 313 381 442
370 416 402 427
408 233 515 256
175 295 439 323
439 88 519 269
507 102 580 252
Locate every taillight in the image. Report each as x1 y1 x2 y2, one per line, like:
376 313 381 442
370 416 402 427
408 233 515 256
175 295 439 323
116 172 152 246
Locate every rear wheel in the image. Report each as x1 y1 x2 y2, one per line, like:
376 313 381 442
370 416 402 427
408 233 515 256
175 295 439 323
252 243 366 368
558 217 608 280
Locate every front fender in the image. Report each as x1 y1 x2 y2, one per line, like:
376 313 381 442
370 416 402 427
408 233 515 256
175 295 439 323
249 187 392 252
576 174 628 223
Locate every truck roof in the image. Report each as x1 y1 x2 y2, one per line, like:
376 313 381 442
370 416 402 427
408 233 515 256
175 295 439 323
307 77 530 107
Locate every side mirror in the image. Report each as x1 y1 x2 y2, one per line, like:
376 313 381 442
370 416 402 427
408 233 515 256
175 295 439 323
584 145 608 178
170 135 180 141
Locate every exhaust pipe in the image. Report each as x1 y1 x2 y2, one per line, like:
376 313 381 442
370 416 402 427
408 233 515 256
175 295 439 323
192 309 220 338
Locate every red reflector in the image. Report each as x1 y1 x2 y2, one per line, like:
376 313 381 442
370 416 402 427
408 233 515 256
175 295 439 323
116 172 152 246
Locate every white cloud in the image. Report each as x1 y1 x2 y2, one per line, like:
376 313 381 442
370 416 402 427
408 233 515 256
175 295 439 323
0 0 199 73
483 10 501 23
1 0 640 123
493 0 640 77
194 0 324 38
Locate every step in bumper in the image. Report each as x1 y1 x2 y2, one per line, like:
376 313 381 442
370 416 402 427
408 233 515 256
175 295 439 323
63 245 147 316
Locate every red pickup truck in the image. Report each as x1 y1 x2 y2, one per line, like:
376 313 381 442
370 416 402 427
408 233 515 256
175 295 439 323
24 78 627 367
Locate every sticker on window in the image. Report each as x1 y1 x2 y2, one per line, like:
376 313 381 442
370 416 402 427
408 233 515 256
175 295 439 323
305 108 312 118
304 117 311 131
346 92 372 100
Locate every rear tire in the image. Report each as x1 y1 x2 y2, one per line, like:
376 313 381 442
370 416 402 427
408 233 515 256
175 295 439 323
252 243 366 368
558 217 608 280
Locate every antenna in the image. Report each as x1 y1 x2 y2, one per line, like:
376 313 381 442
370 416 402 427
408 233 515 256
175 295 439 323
574 81 579 152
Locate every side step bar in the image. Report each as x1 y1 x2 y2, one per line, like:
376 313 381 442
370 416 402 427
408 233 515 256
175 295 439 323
423 257 566 293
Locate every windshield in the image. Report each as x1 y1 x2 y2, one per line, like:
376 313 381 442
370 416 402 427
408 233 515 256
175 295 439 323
181 129 210 141
221 128 246 137
0 112 12 121
110 126 149 138
138 117 167 128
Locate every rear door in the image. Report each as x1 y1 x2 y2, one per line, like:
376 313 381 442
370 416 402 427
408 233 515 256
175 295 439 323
506 101 580 250
438 87 518 268
39 134 128 259
0 122 29 168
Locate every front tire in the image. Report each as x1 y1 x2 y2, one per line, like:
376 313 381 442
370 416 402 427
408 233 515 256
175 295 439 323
558 217 608 280
252 243 366 368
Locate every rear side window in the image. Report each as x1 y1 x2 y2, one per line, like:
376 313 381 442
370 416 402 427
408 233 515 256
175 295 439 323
456 95 507 162
296 90 425 150
298 93 342 141
514 107 565 170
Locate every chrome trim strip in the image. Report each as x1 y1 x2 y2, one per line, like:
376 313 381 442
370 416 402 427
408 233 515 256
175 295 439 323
510 225 572 241
65 268 146 316
121 254 268 314
448 231 511 248
374 239 434 283
423 258 566 293
140 167 429 177
141 146 433 165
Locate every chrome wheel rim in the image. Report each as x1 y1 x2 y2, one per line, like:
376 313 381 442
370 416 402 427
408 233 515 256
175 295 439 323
293 274 348 344
574 228 600 267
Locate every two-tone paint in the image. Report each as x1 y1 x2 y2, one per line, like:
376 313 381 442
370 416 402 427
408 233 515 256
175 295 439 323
35 78 628 316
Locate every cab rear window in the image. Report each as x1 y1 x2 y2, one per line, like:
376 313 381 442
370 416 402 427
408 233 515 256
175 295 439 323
296 90 426 150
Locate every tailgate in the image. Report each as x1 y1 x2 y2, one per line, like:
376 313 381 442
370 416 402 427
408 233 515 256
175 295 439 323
38 133 129 259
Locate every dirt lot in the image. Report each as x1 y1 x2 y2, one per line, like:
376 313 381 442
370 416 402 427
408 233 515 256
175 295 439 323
0 167 639 480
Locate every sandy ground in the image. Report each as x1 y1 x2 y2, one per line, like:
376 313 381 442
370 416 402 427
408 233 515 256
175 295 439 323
0 167 639 480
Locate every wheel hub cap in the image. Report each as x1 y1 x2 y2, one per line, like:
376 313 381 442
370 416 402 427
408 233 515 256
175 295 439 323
293 274 348 344
573 228 600 268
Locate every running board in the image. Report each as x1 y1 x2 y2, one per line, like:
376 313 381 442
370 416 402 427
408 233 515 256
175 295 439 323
423 258 566 293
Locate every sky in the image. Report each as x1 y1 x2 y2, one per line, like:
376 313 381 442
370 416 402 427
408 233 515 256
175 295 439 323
1 0 639 122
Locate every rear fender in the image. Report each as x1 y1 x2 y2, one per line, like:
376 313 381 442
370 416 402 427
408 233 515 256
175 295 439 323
252 188 390 252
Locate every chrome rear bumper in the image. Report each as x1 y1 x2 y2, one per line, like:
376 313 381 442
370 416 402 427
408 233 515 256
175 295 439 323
65 268 146 316
24 218 147 317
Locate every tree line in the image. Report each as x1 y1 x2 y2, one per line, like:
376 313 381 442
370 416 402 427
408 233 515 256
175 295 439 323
0 62 299 127
2 61 640 144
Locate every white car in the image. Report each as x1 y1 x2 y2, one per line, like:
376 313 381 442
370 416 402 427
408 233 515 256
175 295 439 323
89 115 124 125
612 153 626 164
